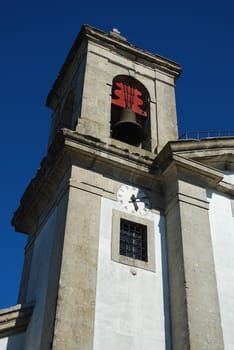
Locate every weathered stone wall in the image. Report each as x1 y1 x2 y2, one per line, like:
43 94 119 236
77 40 178 153
163 163 224 350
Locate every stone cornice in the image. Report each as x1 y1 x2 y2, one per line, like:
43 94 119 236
12 130 158 234
0 303 34 338
153 140 234 196
62 128 155 169
12 133 234 235
84 25 181 76
46 24 181 108
166 137 234 155
154 138 234 170
12 133 68 234
159 152 224 190
171 153 223 184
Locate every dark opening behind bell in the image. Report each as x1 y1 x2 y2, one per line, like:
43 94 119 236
112 108 145 146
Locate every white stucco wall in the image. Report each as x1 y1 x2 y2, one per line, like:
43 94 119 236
93 197 170 350
0 337 8 350
0 333 25 350
208 182 234 350
23 208 58 350
223 171 234 185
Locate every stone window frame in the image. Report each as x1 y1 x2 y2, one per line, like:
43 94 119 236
111 209 155 272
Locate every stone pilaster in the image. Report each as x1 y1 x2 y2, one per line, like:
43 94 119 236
52 182 101 350
164 164 224 349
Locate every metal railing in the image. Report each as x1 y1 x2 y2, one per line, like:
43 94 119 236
179 130 234 140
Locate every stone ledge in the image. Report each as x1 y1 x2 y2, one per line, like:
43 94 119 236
62 128 155 167
0 303 34 338
47 24 182 108
12 130 158 235
12 132 234 235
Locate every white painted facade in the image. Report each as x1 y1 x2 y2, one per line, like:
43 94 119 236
23 208 58 350
208 173 234 350
93 197 170 350
0 206 57 350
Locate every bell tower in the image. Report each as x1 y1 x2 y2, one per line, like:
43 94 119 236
9 25 181 350
47 26 181 152
2 24 227 350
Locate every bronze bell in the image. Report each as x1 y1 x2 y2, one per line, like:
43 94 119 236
112 108 145 146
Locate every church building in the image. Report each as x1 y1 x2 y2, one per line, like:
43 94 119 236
0 24 233 350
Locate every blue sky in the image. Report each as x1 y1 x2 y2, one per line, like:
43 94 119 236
0 0 234 308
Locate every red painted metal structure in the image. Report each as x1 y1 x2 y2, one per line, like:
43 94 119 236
112 81 147 117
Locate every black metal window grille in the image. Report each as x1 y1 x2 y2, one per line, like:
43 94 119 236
119 219 148 261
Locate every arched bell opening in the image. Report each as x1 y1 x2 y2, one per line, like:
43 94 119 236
111 75 150 148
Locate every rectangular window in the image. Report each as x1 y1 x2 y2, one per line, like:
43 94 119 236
119 219 148 262
112 210 155 272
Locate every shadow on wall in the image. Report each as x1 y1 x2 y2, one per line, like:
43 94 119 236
6 332 25 350
159 215 172 350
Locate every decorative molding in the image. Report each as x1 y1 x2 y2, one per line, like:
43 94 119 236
178 193 209 210
12 131 234 235
0 303 34 338
46 25 181 107
69 179 115 200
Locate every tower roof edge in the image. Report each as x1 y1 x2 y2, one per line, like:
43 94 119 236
46 24 182 109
